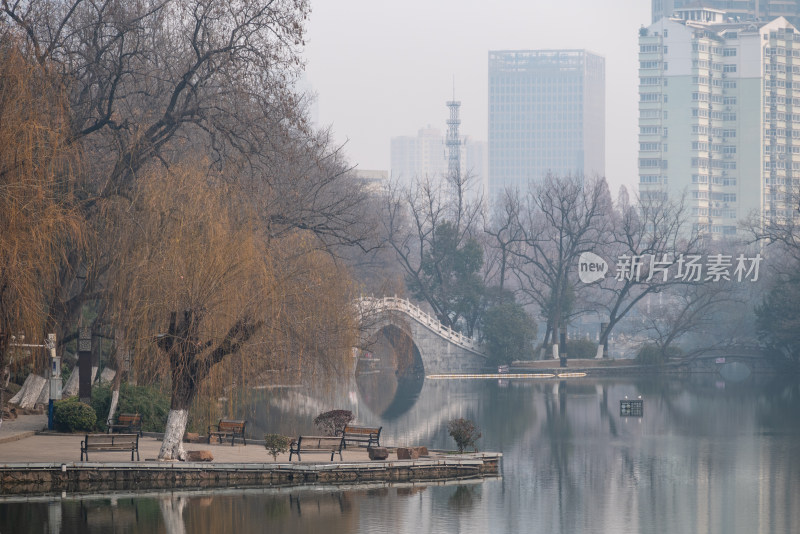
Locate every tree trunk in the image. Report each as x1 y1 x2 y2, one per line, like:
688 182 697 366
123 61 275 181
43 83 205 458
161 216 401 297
159 408 189 461
158 347 197 461
106 332 125 427
107 389 120 427
9 374 47 409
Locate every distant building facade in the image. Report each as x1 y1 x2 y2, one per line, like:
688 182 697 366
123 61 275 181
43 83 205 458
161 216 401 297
353 169 388 194
390 127 488 194
487 49 605 199
638 7 800 234
390 127 447 185
653 0 800 28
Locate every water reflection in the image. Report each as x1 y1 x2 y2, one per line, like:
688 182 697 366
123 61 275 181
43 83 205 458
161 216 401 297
3 374 800 533
355 324 425 419
0 482 490 534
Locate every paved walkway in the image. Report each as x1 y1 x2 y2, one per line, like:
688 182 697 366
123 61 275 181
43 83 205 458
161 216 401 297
0 413 47 444
0 414 388 464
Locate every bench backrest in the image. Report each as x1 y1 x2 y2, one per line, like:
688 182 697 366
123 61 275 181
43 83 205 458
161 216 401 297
218 419 246 432
343 425 381 436
85 433 138 447
116 414 141 425
300 436 343 450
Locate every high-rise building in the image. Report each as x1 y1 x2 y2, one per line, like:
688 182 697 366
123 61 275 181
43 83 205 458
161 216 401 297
390 126 447 185
488 49 605 199
390 129 488 195
653 0 800 29
638 7 800 235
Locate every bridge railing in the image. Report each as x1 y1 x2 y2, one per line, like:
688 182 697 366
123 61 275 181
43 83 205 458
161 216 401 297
359 296 485 355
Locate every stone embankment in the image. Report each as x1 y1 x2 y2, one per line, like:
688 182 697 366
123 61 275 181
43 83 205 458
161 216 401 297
1 454 500 495
0 419 500 496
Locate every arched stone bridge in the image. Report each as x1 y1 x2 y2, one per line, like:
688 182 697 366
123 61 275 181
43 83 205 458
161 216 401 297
358 296 487 375
678 347 778 376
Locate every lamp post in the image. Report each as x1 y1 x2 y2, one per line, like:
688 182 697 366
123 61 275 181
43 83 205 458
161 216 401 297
9 334 60 429
46 333 62 430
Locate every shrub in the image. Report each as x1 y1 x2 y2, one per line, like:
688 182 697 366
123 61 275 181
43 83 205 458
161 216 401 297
447 418 481 453
565 338 598 359
91 383 170 433
635 344 681 365
482 300 536 364
54 397 97 432
313 409 353 436
636 344 664 365
264 434 292 461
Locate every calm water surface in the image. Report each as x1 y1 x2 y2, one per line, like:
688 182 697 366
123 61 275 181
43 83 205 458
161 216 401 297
2 371 799 533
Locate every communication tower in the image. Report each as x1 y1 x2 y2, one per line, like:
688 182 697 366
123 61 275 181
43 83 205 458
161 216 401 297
446 87 462 181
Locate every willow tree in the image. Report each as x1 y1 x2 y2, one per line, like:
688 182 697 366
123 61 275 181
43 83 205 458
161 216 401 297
1 0 315 353
108 163 356 460
0 41 84 400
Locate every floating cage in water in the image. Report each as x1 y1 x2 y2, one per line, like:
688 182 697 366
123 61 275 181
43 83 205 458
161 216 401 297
620 399 643 417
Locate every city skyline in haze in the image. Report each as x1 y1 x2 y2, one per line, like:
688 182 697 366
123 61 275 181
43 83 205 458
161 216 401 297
303 0 651 197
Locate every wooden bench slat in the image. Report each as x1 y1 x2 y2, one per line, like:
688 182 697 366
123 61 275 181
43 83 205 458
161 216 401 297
208 419 247 446
289 435 344 461
81 433 139 461
108 413 143 437
339 425 381 448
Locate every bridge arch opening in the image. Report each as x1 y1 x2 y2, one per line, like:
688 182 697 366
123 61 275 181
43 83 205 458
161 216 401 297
355 325 424 419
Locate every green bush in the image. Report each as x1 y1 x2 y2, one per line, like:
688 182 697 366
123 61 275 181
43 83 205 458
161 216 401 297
91 383 170 433
264 434 292 461
635 344 682 365
482 300 536 364
447 418 481 453
565 338 598 359
54 397 97 432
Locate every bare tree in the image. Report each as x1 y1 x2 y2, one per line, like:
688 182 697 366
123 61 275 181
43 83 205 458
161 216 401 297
508 174 612 358
483 188 523 291
382 172 484 333
636 282 742 359
588 190 705 357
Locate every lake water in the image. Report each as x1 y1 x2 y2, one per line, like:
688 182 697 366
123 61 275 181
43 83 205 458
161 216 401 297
2 371 800 533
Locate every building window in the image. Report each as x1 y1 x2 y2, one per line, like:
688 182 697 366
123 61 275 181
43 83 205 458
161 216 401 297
639 158 659 167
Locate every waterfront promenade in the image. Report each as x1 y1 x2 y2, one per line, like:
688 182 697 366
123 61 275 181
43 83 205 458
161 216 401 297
0 414 500 495
0 413 433 463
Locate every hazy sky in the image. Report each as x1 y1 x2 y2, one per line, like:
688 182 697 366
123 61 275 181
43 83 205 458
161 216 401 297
304 0 652 195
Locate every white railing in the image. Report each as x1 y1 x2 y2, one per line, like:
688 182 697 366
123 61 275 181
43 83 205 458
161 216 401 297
358 296 486 356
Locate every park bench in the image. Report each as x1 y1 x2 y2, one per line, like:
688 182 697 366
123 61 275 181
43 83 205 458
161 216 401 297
81 433 140 461
289 435 345 461
208 419 247 446
338 425 381 448
108 413 143 436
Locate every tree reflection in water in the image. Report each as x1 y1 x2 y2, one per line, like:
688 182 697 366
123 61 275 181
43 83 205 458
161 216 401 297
4 376 800 533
